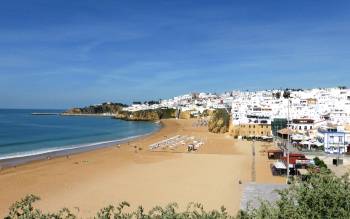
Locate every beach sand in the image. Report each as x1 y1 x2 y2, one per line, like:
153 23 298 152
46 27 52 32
0 119 285 217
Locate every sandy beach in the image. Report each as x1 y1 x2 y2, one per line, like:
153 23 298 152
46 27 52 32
0 119 284 217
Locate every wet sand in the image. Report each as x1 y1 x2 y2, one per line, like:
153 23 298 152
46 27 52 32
0 119 284 217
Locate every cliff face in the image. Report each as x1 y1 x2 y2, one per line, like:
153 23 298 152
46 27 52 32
65 102 127 114
65 103 177 121
115 110 159 121
179 111 191 119
208 109 230 133
115 108 176 121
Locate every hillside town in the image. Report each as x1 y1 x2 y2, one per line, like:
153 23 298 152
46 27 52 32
123 87 350 155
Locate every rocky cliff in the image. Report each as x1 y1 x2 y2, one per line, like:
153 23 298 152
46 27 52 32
65 103 177 121
115 108 176 121
208 109 230 133
65 102 127 115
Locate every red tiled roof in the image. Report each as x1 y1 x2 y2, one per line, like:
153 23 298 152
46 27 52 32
267 149 283 153
281 157 309 165
289 153 306 158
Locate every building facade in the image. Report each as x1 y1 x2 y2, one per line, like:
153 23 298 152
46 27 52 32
317 127 350 154
289 119 314 132
232 123 272 138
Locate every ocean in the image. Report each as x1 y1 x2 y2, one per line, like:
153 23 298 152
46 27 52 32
0 109 160 165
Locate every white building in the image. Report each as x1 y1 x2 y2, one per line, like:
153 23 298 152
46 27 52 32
317 126 350 154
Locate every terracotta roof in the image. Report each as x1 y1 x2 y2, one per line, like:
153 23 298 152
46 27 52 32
267 149 283 153
281 157 308 165
289 153 306 157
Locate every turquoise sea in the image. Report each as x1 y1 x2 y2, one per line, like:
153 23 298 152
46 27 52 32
0 109 159 162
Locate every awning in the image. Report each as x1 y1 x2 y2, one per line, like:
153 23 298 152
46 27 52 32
314 141 324 147
277 128 294 135
300 140 311 145
292 134 305 141
273 161 287 169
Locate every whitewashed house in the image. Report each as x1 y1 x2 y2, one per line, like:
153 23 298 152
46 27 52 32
317 126 350 154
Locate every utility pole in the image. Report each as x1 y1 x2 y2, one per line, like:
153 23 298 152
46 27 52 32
337 135 340 166
286 98 290 184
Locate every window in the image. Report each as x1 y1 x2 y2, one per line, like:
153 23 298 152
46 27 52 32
330 136 334 143
253 125 256 128
299 126 302 130
339 136 343 143
304 126 307 130
261 131 263 135
260 125 263 128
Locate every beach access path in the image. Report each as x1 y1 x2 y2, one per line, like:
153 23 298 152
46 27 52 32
0 119 284 218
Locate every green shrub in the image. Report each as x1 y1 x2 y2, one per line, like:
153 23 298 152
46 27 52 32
239 171 350 218
314 156 328 169
5 197 233 219
7 171 350 219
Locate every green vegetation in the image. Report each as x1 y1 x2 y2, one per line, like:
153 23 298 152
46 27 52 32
208 109 230 133
282 90 291 99
5 196 233 219
239 170 350 218
338 86 347 90
275 92 281 99
313 156 328 169
6 170 350 218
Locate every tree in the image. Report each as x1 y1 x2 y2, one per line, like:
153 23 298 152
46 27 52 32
313 157 328 169
283 90 291 99
275 92 281 99
238 171 350 219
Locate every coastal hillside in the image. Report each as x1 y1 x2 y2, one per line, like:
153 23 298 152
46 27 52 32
65 103 177 121
65 102 127 114
208 109 230 133
115 108 177 121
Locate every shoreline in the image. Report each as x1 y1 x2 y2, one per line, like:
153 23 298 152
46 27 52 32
0 121 163 169
0 118 284 217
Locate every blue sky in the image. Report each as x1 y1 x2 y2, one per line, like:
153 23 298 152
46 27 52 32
1 1 350 109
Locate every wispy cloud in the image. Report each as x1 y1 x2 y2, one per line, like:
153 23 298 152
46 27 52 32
0 1 350 108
